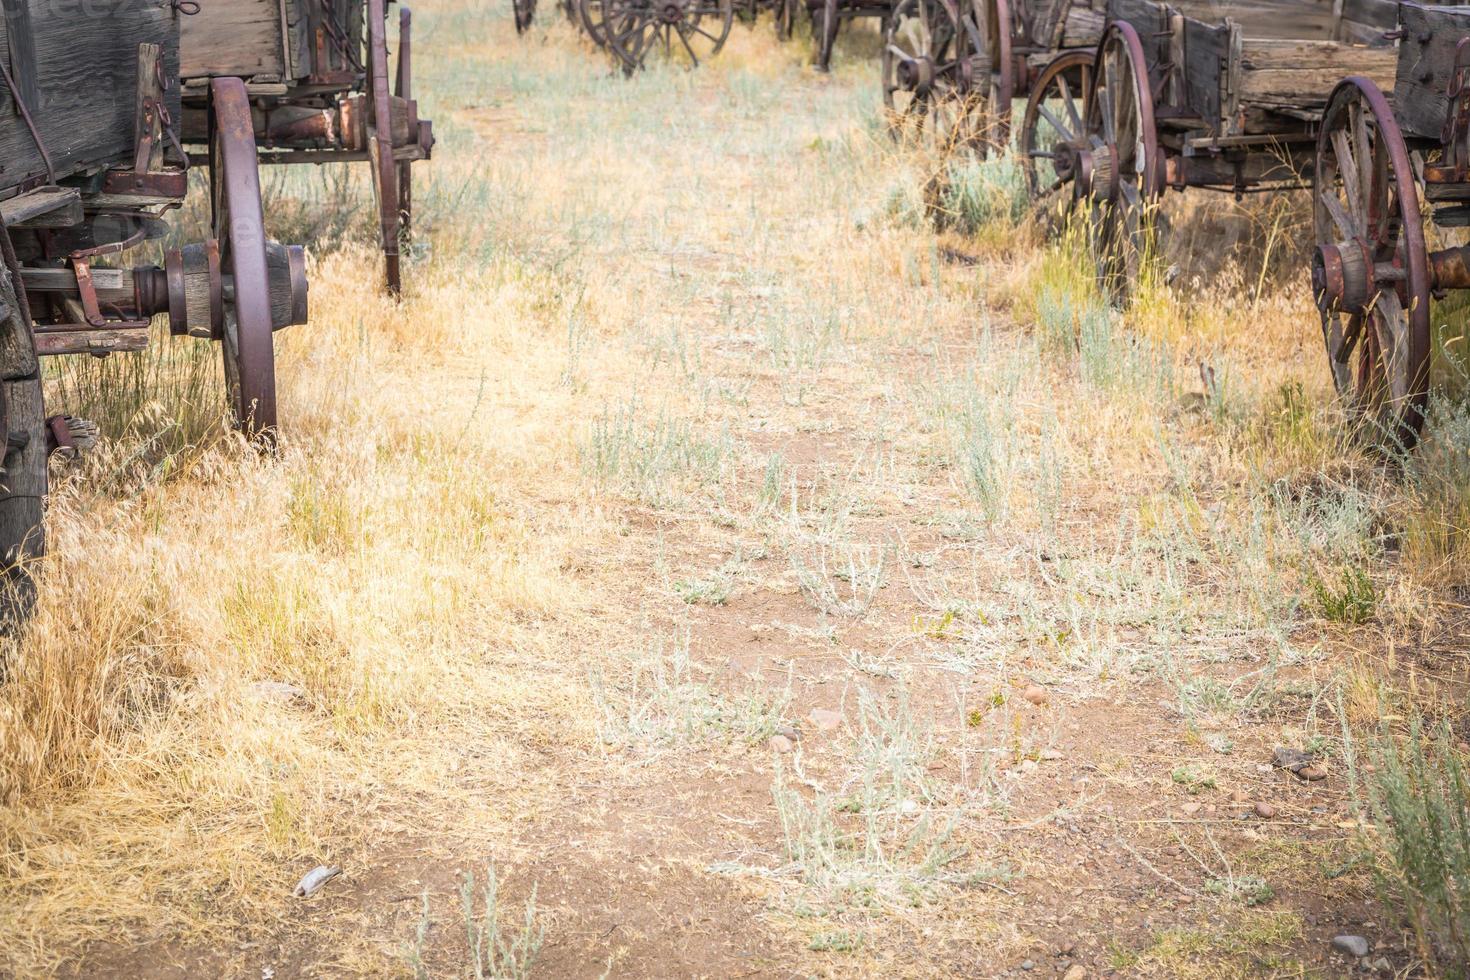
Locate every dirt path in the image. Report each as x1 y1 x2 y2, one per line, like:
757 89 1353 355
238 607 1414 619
15 4 1411 978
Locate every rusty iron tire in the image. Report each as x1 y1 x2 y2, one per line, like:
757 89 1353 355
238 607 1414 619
515 0 537 31
0 224 44 632
1020 49 1093 203
1084 21 1160 308
813 0 837 70
208 77 278 442
578 0 612 45
1313 77 1431 451
366 0 403 294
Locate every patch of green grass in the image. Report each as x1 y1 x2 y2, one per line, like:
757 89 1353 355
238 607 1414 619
1308 565 1376 625
807 929 863 953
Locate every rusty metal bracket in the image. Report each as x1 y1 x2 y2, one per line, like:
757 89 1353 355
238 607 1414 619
66 228 149 330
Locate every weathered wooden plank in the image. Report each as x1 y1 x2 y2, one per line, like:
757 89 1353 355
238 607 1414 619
0 186 80 228
34 328 149 357
179 0 284 80
1339 0 1397 40
1393 2 1470 141
0 2 179 199
3 0 38 114
1238 44 1395 107
1182 15 1231 130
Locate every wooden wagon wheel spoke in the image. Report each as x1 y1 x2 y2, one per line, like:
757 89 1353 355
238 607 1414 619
1330 129 1362 225
1319 188 1357 241
1057 72 1083 132
675 21 700 63
1035 103 1073 142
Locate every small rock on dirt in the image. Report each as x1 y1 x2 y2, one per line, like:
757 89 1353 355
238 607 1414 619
1040 748 1064 761
1273 746 1327 781
1331 935 1370 958
1253 802 1277 819
808 709 843 731
775 724 800 741
1062 966 1087 980
1022 685 1048 706
768 734 794 753
1020 960 1035 971
293 865 341 898
1369 957 1392 974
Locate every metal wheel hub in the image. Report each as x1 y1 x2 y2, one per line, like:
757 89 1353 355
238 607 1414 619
658 2 683 22
1085 142 1119 202
896 56 936 94
1312 239 1376 314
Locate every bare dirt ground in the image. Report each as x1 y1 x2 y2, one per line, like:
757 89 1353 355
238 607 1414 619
4 3 1453 978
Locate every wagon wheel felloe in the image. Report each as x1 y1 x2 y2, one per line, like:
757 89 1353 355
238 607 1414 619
604 0 734 71
208 77 280 441
1312 77 1431 451
1082 22 1160 307
955 0 1013 153
1020 49 1094 204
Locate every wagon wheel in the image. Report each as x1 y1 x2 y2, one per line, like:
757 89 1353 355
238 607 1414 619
208 77 278 440
812 0 838 71
0 228 44 629
1312 77 1431 450
1020 49 1094 204
514 0 537 32
604 0 734 70
953 0 1013 153
367 0 403 294
1083 22 1160 307
882 0 981 153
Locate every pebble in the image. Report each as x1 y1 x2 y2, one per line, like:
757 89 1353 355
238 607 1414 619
1020 960 1035 971
1022 685 1048 706
1062 966 1087 980
808 708 843 732
775 725 801 741
1040 749 1064 761
768 734 794 753
1332 935 1370 958
1230 790 1249 804
1369 957 1392 974
1254 802 1277 819
1180 801 1201 816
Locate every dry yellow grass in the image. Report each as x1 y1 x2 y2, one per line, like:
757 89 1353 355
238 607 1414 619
0 1 1467 976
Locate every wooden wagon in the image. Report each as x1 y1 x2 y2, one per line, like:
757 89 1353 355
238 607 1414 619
0 2 309 622
178 0 434 294
1042 0 1399 302
1312 1 1470 449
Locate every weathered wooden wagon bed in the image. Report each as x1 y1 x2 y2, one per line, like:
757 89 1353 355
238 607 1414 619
0 2 309 624
178 0 434 294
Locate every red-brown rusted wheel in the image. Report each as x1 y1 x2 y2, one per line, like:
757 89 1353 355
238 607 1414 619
1020 49 1094 203
1083 22 1160 306
1313 77 1431 450
208 77 278 440
367 0 403 295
